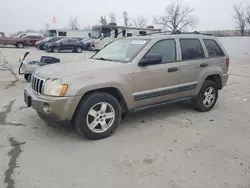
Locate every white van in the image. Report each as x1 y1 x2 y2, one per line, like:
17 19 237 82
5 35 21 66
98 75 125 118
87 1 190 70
46 29 91 38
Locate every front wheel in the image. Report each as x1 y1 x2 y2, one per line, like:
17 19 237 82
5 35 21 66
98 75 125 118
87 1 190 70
24 74 31 82
74 93 122 140
192 80 218 112
52 47 59 53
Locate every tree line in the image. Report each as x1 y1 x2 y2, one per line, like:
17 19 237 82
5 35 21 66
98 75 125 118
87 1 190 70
11 1 250 37
233 3 250 36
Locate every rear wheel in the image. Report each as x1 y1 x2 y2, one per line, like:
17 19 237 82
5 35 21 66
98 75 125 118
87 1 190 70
76 47 82 53
16 43 24 48
192 80 218 112
74 92 122 140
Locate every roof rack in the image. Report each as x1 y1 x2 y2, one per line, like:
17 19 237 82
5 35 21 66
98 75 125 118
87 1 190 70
171 30 212 36
137 31 170 36
137 30 212 36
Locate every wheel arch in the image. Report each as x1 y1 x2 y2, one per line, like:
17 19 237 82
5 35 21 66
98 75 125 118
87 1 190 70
71 87 128 123
204 74 222 89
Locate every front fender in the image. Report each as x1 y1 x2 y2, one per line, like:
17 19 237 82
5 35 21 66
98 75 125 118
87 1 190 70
62 75 134 110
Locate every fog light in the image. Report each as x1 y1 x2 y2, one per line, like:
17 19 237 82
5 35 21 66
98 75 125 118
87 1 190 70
43 103 51 114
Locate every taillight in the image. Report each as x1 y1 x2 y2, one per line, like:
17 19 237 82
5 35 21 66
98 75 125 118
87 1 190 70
226 58 229 68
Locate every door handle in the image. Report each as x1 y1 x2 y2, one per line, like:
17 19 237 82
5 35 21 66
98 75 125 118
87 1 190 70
168 67 178 72
200 63 208 68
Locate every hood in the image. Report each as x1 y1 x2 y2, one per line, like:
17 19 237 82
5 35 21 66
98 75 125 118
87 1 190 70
34 59 123 79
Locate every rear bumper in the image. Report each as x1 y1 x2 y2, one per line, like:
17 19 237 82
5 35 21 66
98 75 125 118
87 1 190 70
222 74 229 88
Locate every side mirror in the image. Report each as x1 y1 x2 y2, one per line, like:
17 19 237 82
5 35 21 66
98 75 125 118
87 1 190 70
138 54 162 67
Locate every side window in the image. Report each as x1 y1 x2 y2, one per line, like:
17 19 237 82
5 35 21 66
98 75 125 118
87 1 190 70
68 39 79 43
203 39 224 57
180 39 205 60
61 39 68 43
58 32 67 36
146 39 176 63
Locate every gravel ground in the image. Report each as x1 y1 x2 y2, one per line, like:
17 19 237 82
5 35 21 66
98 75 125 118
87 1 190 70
0 43 250 188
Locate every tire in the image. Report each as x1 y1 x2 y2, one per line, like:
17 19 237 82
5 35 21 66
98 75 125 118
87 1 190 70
74 92 122 140
16 43 24 48
192 80 218 112
24 74 31 82
52 47 59 53
76 47 82 53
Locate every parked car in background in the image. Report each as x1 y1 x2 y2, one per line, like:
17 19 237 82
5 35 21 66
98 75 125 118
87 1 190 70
35 37 62 50
81 37 95 50
0 32 30 48
16 32 44 38
21 35 44 46
44 38 84 53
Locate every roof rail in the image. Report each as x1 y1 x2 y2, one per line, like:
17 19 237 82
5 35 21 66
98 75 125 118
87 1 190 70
171 30 212 36
137 31 170 36
136 30 213 37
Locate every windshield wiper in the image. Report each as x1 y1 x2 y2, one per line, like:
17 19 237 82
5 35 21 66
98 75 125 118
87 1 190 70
94 57 113 62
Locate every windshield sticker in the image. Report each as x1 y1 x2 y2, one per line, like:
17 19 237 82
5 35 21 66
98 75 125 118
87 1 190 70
131 40 147 45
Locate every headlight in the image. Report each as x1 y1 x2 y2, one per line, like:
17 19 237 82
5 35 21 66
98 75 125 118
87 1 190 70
43 79 68 96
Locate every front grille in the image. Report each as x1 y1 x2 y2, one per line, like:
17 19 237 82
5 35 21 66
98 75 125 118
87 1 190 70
31 75 44 94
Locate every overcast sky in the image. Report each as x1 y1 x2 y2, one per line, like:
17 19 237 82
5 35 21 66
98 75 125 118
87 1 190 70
0 0 248 34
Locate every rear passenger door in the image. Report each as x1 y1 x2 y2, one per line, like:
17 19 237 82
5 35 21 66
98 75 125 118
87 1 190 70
178 38 207 98
68 39 79 50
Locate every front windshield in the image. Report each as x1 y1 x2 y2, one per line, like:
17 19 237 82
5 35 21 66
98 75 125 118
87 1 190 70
44 37 52 41
55 38 65 43
92 38 150 63
82 37 91 42
91 28 100 39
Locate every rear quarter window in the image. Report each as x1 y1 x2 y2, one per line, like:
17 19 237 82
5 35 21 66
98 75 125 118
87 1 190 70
180 39 205 61
203 39 225 57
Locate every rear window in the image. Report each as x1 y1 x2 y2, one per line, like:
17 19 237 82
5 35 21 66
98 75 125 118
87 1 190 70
203 39 224 57
180 39 205 60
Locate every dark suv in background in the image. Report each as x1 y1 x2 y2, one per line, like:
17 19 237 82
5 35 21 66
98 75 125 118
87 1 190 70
44 38 84 53
35 37 62 50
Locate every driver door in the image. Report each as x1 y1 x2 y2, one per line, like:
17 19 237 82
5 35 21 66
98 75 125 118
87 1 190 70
132 39 181 108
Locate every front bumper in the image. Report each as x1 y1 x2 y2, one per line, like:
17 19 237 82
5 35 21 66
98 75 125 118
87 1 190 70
24 85 82 125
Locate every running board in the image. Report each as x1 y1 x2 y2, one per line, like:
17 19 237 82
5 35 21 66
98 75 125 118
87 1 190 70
132 97 193 112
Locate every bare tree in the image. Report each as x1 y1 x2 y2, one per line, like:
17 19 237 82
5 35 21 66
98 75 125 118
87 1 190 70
133 16 148 28
40 23 50 35
100 16 107 25
123 11 129 26
233 4 247 36
153 0 197 32
68 17 80 30
246 6 250 26
108 12 116 23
